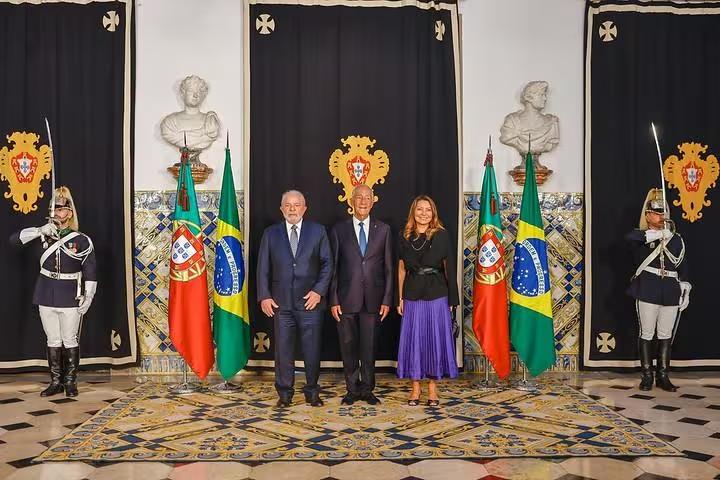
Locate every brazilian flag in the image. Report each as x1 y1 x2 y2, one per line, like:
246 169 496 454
213 146 251 380
509 152 555 376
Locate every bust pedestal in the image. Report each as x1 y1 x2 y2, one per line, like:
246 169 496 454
508 162 553 186
166 149 213 184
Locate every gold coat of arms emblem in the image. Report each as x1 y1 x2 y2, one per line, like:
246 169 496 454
328 135 389 213
663 142 719 222
0 132 52 214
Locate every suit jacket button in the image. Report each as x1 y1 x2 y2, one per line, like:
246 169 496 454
293 263 296 267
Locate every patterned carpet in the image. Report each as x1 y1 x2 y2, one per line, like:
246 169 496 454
35 378 680 462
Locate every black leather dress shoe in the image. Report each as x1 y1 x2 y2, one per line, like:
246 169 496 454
308 397 324 407
275 399 291 408
341 393 356 405
362 392 380 405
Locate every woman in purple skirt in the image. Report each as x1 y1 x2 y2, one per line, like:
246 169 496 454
397 195 459 406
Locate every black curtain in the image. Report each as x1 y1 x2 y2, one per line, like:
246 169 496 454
0 0 136 369
248 1 460 367
584 1 720 368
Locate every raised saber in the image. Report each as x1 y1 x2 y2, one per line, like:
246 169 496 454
650 122 669 220
651 122 671 277
651 123 687 331
44 117 56 220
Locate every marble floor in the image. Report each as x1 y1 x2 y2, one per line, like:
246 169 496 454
0 371 718 480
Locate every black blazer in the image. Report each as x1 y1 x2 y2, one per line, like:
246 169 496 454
329 218 393 313
256 220 333 311
10 228 96 308
626 228 689 306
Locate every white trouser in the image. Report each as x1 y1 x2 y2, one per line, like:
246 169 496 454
636 300 678 341
39 306 81 348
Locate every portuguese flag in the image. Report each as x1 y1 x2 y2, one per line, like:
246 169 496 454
472 145 511 379
509 151 556 377
213 145 251 380
168 148 214 379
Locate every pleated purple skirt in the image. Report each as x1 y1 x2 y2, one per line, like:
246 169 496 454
397 296 458 380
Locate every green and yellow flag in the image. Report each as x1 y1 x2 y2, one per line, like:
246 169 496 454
509 151 556 376
213 145 251 380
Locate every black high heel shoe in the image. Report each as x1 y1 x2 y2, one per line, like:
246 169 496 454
427 399 439 407
407 398 420 406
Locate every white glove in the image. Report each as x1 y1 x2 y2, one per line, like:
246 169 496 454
645 230 663 243
78 295 94 315
679 281 692 312
78 281 98 315
38 223 58 237
661 229 673 240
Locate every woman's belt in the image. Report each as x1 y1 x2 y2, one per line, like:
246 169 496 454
410 267 440 275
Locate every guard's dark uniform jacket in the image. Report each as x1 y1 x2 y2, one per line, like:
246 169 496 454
10 228 97 308
625 229 689 306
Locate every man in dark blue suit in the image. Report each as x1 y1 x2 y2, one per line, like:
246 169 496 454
329 185 393 405
257 190 333 407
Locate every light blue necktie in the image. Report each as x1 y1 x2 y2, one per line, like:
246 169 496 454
359 222 367 257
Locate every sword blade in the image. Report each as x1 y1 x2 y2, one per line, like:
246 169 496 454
650 122 668 219
44 117 56 219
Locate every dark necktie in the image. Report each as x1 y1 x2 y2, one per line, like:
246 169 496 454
290 224 299 257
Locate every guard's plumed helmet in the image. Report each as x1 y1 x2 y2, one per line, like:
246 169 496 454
639 188 668 229
51 186 79 231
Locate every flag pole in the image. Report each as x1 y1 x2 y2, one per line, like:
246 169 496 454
514 359 538 392
168 148 203 395
472 134 508 389
210 378 242 392
169 358 204 394
474 354 499 389
210 130 243 393
168 142 203 395
513 134 540 392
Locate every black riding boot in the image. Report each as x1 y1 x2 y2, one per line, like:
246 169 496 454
40 347 64 397
655 339 678 392
638 339 654 391
63 346 80 397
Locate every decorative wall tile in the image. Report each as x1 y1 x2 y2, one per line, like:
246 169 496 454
130 191 243 376
463 193 583 374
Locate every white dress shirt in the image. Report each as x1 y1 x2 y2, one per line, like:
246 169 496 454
353 216 370 245
286 219 303 240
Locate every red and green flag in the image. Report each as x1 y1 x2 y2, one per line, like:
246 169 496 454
509 151 556 377
472 145 511 379
168 148 214 379
213 145 251 380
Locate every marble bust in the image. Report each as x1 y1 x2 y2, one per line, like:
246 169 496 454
161 75 221 154
500 80 559 163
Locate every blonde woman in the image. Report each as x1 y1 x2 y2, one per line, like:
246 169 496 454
397 195 458 406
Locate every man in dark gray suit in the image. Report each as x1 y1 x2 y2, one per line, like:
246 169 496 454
329 184 393 405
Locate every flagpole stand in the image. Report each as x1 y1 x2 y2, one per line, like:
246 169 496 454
210 380 242 393
514 361 539 392
474 355 499 389
168 359 204 395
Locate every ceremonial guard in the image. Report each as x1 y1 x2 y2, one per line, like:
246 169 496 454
626 188 690 392
10 186 97 397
